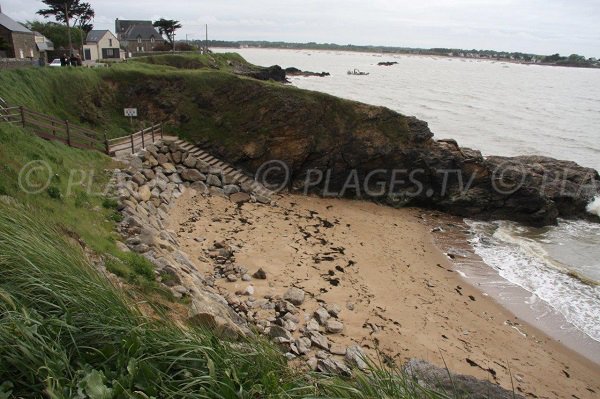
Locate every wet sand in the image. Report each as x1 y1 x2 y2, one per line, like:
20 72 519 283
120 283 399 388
168 190 600 398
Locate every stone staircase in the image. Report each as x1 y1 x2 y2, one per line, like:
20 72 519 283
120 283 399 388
171 138 273 199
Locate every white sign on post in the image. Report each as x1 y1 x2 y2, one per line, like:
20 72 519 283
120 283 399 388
124 108 138 117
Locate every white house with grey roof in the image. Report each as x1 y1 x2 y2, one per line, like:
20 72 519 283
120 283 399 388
83 30 124 62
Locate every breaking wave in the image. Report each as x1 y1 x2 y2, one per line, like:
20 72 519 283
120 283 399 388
587 196 600 217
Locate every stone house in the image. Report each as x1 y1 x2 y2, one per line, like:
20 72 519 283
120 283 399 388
115 19 163 55
0 8 38 59
83 30 124 62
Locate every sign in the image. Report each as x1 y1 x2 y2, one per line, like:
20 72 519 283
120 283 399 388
124 108 138 117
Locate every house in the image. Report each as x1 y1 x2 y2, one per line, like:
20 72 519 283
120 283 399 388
115 19 163 55
33 31 54 64
83 30 124 62
0 7 38 59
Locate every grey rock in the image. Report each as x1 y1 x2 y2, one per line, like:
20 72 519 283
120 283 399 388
223 184 240 195
183 154 197 168
206 174 222 187
403 359 524 399
326 303 342 318
196 160 210 173
209 187 226 198
307 357 318 371
241 273 252 282
305 318 320 332
283 287 305 305
226 274 238 282
309 332 329 350
318 358 352 377
172 151 182 164
230 192 251 204
325 319 344 334
296 337 312 355
345 346 368 371
132 172 146 185
314 307 330 325
162 163 177 174
181 169 206 182
329 344 347 356
269 325 293 341
252 268 267 279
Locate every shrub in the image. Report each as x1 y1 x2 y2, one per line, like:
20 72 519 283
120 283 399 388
47 186 62 199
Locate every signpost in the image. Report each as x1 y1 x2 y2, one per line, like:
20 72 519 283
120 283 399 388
124 108 138 127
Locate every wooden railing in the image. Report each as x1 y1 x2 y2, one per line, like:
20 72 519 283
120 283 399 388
0 105 106 152
106 123 163 156
0 104 164 156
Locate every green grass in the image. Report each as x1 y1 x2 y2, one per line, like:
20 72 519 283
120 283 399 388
0 200 449 398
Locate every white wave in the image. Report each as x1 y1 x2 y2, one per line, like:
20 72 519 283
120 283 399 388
465 220 600 343
587 196 600 217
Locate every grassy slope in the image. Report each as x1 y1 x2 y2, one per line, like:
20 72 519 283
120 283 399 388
0 53 411 150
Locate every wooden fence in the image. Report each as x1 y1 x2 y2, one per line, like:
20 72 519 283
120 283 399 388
0 104 163 156
106 123 163 156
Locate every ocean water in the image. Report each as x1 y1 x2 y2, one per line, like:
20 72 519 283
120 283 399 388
215 48 600 344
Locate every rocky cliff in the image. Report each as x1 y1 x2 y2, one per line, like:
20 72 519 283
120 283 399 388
105 68 600 226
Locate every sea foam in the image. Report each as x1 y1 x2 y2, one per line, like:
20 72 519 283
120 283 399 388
587 196 600 217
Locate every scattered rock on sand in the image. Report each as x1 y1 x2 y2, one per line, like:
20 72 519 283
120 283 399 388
345 345 368 371
283 287 305 305
230 192 251 204
269 325 293 341
253 268 267 279
326 319 344 334
314 307 330 325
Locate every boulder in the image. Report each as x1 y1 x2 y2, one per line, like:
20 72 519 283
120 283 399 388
181 169 207 182
230 192 251 204
183 154 197 168
206 174 222 187
252 268 267 279
223 184 240 195
283 287 305 305
403 359 524 399
325 319 344 334
138 185 152 202
314 307 330 325
162 163 177 174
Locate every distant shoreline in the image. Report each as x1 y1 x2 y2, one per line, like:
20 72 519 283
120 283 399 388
206 43 600 70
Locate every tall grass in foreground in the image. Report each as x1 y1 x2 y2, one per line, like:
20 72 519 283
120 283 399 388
0 202 448 398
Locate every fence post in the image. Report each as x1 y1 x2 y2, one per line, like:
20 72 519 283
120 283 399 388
141 123 145 149
160 123 164 139
130 132 135 154
103 131 109 155
20 106 26 128
65 120 71 147
151 123 155 143
51 120 56 136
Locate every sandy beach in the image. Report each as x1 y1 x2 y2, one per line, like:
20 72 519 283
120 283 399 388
167 190 600 398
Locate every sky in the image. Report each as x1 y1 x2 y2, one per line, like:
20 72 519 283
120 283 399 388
2 0 599 57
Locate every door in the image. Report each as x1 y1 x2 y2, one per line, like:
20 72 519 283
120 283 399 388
84 49 91 61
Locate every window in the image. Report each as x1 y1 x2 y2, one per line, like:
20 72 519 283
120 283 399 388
106 49 114 57
137 37 142 44
150 36 155 43
109 39 113 47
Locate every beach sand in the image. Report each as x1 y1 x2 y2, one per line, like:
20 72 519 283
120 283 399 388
167 190 600 398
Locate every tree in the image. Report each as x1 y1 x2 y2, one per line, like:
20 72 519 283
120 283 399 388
26 21 84 52
37 1 95 55
153 19 182 51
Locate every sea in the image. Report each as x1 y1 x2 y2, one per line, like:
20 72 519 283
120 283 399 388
215 48 600 357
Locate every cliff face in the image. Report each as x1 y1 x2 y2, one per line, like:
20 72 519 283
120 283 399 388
102 70 599 226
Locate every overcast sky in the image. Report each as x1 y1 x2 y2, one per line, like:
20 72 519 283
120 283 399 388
2 0 599 57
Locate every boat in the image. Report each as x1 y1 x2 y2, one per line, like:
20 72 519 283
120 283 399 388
347 69 369 76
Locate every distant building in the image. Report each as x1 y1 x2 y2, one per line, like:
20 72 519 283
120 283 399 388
83 30 123 62
115 19 163 55
0 7 38 59
33 31 54 64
